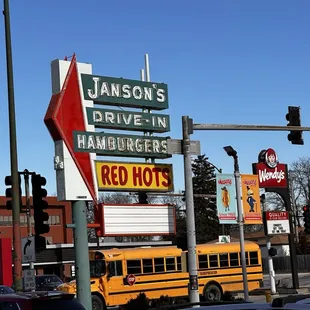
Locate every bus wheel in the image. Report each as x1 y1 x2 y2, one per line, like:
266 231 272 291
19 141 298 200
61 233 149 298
204 284 222 301
92 294 104 310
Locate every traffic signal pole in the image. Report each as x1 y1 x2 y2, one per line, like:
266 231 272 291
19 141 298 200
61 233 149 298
182 116 200 304
189 117 301 289
3 0 22 291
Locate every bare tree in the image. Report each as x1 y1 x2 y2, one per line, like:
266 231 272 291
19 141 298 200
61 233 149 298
290 157 310 206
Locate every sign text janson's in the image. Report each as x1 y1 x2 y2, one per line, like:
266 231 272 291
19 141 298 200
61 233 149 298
81 74 168 110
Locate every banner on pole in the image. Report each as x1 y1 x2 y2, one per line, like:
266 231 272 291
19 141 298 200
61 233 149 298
241 174 262 224
216 174 238 224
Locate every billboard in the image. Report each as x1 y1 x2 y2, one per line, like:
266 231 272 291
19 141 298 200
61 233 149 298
99 204 176 236
216 174 238 224
241 174 262 224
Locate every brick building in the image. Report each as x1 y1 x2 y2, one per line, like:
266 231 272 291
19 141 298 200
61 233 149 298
0 196 74 279
0 196 73 244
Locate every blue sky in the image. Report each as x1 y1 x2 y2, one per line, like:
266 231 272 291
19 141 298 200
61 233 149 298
0 0 309 197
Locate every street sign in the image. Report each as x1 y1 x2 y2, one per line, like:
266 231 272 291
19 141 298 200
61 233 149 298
167 139 201 155
21 236 36 263
23 269 36 291
266 211 290 235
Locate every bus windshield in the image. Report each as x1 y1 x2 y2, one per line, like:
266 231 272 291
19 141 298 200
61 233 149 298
90 260 106 278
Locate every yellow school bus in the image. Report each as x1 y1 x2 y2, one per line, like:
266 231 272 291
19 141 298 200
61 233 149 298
57 241 263 310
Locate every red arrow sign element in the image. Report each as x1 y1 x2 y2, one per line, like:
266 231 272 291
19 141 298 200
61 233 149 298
44 55 97 202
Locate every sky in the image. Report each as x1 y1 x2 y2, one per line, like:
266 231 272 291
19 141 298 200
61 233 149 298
0 0 309 197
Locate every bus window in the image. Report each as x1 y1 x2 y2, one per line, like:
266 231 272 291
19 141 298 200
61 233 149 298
165 257 176 271
209 254 218 268
249 251 259 265
90 260 106 277
127 260 142 274
229 253 239 266
109 261 123 277
154 258 165 272
219 254 229 267
198 255 208 269
142 259 153 273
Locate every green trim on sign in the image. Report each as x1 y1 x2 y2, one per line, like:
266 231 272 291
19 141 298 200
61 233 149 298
81 74 168 110
73 131 172 159
86 107 170 133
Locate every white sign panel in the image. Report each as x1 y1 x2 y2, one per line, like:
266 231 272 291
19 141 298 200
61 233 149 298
266 211 290 235
23 269 36 291
219 235 230 243
21 236 36 263
102 204 176 236
51 59 98 201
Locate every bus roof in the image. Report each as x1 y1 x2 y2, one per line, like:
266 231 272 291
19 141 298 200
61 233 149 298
89 241 259 260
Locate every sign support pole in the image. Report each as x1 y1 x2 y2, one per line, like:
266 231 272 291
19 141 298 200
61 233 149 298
262 201 276 294
72 201 92 310
182 116 199 304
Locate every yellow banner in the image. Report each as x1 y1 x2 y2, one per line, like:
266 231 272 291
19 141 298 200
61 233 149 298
95 161 174 191
241 174 262 224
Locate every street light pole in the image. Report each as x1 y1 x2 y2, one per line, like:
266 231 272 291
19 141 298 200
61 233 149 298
223 146 249 301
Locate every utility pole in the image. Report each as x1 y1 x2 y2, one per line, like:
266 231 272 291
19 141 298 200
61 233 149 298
3 0 22 291
182 116 200 304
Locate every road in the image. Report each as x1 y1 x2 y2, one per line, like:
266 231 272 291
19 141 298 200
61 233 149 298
263 272 310 288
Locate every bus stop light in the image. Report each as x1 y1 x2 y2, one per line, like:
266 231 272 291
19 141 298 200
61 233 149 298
5 174 22 210
303 205 310 234
32 173 50 243
286 106 303 145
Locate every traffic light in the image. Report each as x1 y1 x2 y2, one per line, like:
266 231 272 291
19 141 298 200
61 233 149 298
138 192 148 204
268 247 277 257
4 174 22 210
286 106 304 145
32 173 49 242
303 205 310 234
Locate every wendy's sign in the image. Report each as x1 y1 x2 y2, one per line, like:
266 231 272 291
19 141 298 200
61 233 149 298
252 148 288 188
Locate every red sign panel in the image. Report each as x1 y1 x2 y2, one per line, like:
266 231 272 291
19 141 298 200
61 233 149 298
255 162 287 188
266 211 289 221
127 274 136 286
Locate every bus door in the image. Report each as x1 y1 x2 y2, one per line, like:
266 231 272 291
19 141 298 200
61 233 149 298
106 260 125 301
